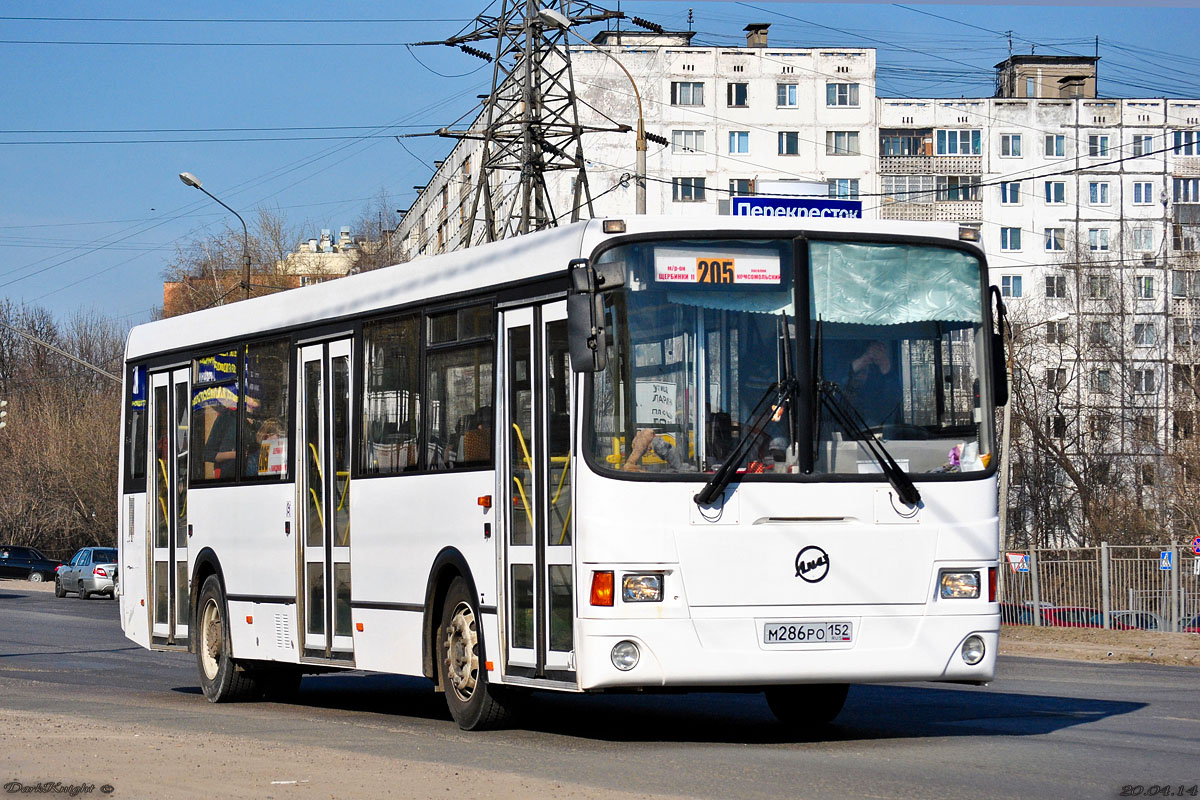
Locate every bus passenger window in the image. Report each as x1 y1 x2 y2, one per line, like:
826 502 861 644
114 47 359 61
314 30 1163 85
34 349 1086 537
361 315 421 474
191 350 240 482
242 339 290 479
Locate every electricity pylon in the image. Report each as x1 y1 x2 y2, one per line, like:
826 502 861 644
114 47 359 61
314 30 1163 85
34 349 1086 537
419 0 627 246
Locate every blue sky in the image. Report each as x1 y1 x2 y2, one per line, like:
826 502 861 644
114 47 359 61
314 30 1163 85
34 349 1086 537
1 1 1196 324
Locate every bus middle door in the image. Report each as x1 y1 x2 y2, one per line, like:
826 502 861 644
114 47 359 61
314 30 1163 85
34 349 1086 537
501 300 575 684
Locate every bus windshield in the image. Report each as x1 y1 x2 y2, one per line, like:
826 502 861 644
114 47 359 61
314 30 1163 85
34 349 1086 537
586 236 993 478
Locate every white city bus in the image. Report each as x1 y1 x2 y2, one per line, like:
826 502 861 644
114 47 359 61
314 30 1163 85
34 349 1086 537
118 216 1005 730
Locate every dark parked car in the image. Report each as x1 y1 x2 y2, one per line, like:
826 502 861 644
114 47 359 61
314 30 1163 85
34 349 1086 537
55 547 118 599
0 546 61 582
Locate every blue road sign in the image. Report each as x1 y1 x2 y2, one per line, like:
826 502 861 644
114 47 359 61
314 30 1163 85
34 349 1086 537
731 196 863 219
1160 551 1173 571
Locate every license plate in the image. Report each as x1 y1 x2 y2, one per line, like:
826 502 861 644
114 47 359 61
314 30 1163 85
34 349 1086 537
762 621 853 645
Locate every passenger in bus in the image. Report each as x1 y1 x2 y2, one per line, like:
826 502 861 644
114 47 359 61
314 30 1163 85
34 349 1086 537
844 340 903 429
624 428 683 471
462 406 492 464
246 417 282 476
202 401 238 479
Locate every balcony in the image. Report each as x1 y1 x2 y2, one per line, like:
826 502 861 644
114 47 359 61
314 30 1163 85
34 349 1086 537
1172 156 1200 177
878 200 982 222
880 155 983 175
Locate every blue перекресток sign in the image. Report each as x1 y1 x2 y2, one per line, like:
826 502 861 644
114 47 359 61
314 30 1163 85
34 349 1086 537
731 196 863 219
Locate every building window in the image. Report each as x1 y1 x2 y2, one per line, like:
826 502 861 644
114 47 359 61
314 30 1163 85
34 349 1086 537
882 174 934 203
1000 134 1022 157
826 131 860 155
826 82 859 107
1174 130 1199 155
936 175 979 201
1001 275 1022 297
1044 134 1065 158
671 177 706 202
1174 177 1200 203
936 129 981 155
1133 182 1155 205
1045 228 1066 252
1088 181 1110 205
1134 323 1156 346
1088 134 1110 157
1135 275 1155 299
1044 181 1066 204
1089 228 1110 251
1133 227 1154 251
1132 134 1154 157
1133 369 1156 393
777 83 798 107
1173 270 1200 298
1046 321 1069 344
1000 227 1022 251
1047 415 1067 439
671 129 705 153
729 178 754 196
728 130 749 154
1045 368 1068 391
1000 181 1021 205
827 178 860 199
1089 321 1112 345
1135 417 1155 445
880 131 927 156
671 81 704 106
778 131 800 155
1046 274 1067 298
1087 276 1112 298
1025 77 1036 97
727 82 748 107
1093 369 1112 394
1175 320 1200 347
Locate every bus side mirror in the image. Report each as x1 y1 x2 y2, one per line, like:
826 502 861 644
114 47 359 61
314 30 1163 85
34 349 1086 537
568 258 607 373
989 286 1009 407
992 332 1008 407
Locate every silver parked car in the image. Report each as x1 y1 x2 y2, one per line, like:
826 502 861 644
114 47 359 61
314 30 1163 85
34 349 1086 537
55 547 118 599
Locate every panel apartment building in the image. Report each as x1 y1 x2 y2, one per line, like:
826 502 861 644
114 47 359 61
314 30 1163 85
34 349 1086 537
394 24 1200 514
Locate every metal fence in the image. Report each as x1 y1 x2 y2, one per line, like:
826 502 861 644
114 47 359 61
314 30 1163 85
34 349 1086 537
999 544 1200 631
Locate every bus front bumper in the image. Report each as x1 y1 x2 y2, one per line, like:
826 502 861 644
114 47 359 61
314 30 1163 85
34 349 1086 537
573 612 998 691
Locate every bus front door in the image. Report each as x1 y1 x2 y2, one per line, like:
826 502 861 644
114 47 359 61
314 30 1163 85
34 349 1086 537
297 338 354 662
501 301 575 683
148 367 190 647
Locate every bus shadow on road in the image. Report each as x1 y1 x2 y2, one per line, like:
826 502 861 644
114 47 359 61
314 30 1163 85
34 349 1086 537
235 673 1144 744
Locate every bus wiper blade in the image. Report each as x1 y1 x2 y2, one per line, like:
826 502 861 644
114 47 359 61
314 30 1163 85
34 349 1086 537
818 380 921 508
694 379 798 507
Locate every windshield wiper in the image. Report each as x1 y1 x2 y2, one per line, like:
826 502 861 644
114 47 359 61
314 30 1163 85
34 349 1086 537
818 380 921 507
694 378 798 507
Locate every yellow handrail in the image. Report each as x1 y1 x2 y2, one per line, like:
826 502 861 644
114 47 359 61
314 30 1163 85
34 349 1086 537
156 458 169 529
512 476 534 527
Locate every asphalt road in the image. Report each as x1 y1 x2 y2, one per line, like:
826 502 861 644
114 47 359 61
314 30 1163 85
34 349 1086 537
1 580 1198 798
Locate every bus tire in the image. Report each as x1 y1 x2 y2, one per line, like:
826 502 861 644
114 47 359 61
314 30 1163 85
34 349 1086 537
764 683 849 729
196 575 256 702
439 576 514 730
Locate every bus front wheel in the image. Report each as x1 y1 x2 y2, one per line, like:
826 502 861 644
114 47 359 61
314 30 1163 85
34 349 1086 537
196 575 257 702
764 683 849 729
439 576 515 730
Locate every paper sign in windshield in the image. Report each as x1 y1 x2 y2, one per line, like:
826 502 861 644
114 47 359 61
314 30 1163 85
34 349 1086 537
654 249 781 285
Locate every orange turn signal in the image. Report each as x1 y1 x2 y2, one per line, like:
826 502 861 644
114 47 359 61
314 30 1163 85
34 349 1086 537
477 495 492 509
356 622 364 632
246 616 253 624
590 571 614 607
485 661 494 671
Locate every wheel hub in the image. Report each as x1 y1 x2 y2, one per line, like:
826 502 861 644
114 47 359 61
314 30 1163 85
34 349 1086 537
200 598 222 681
444 602 478 701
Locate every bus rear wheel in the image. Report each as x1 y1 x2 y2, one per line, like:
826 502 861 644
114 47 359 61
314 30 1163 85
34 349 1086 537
764 683 849 729
196 575 257 702
439 577 515 730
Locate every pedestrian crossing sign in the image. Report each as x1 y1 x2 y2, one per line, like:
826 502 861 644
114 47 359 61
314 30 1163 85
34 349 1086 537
1160 551 1172 571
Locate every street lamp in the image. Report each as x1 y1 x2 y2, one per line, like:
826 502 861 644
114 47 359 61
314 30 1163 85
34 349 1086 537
179 172 252 301
537 7 647 215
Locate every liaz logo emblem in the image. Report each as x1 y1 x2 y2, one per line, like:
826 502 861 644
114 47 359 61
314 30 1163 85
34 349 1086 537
794 546 830 583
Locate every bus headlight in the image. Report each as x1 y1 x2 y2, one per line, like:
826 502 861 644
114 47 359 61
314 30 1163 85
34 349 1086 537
939 571 981 599
961 635 986 665
622 573 663 602
611 640 640 671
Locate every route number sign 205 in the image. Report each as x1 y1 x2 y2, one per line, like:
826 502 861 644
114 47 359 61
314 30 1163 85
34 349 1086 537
697 258 734 284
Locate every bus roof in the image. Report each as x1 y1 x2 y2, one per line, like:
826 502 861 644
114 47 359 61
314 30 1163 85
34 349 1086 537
126 216 968 362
